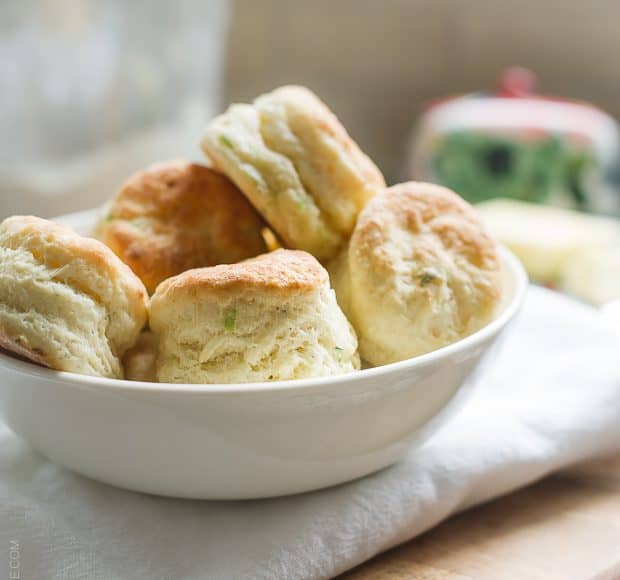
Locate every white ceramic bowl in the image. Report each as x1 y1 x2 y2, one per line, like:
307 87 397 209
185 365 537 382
0 210 527 499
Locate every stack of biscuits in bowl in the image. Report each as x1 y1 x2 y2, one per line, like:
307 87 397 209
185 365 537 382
0 86 502 384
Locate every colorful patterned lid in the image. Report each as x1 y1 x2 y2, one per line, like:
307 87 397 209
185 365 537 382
407 68 620 215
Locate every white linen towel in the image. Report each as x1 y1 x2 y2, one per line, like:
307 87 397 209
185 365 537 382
1 286 619 580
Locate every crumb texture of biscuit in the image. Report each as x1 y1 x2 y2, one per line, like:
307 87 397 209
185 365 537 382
150 249 360 383
330 182 502 366
201 86 385 261
122 330 159 382
98 161 267 294
0 216 148 378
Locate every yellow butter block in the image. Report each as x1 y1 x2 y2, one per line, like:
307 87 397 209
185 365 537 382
562 247 620 305
477 199 620 283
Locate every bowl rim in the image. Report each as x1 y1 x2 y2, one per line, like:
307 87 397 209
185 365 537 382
0 246 527 395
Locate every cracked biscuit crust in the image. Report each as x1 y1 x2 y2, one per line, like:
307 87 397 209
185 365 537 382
330 183 502 365
0 216 148 377
98 161 268 294
201 86 385 261
150 250 360 383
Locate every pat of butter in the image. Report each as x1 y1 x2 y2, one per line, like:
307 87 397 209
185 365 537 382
562 247 620 306
477 199 620 283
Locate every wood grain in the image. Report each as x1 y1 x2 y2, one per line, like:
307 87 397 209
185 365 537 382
342 455 620 580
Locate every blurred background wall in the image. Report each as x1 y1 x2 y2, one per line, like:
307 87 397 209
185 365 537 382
226 0 620 182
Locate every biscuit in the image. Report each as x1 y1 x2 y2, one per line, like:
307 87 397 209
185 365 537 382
122 330 159 382
201 86 385 261
150 249 360 383
330 183 502 366
98 161 268 293
0 216 148 378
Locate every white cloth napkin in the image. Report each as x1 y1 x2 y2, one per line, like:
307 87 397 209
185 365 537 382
1 286 619 580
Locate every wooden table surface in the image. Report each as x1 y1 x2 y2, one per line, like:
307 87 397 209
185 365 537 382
342 455 620 580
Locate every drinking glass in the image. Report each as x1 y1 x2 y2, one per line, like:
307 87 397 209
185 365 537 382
0 0 229 218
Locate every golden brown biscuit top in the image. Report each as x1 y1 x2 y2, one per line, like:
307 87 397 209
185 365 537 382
352 182 500 276
152 249 328 302
265 85 386 190
100 161 267 293
0 215 148 310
